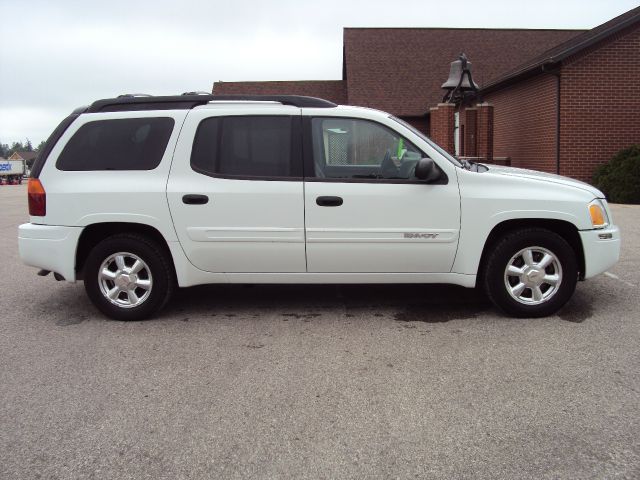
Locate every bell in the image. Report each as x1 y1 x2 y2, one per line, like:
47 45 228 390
441 53 479 91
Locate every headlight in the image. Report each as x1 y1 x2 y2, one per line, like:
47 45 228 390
588 200 609 229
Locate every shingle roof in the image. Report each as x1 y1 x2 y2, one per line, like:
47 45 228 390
482 6 640 92
212 80 347 105
343 28 583 116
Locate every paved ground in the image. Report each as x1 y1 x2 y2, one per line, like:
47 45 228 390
1 184 638 479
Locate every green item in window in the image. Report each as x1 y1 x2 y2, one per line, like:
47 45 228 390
397 138 404 159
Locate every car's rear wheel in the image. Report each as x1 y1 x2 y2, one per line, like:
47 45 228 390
84 234 174 320
483 228 578 317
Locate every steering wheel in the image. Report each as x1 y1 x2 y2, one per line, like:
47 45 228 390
379 149 399 178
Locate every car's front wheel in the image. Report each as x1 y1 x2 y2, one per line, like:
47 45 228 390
83 234 174 320
483 228 578 317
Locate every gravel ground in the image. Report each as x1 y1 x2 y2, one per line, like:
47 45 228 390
1 184 638 479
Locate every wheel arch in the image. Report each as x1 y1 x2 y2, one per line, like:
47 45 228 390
75 222 176 280
477 218 585 284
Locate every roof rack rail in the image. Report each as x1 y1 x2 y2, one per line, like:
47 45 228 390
181 91 211 96
117 93 153 98
86 94 337 112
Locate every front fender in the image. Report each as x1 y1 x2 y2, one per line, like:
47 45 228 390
452 211 584 276
452 169 593 275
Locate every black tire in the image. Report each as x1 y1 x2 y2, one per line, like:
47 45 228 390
483 228 578 318
83 234 175 320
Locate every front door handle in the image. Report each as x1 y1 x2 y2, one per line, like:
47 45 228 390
316 196 343 207
182 194 209 205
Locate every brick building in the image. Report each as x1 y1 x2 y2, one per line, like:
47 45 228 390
481 7 640 182
213 7 640 182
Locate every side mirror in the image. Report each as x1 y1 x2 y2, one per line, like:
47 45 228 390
415 157 439 181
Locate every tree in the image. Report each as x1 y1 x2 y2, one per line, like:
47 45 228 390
0 139 42 158
9 141 24 157
593 145 640 204
36 140 46 152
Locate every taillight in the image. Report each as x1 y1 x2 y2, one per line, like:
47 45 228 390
28 178 46 216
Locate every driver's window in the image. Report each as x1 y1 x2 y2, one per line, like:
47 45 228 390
311 118 425 180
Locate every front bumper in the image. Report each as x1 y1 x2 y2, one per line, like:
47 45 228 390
579 224 621 279
18 223 84 282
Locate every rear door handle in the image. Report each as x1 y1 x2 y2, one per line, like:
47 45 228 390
316 196 343 207
182 194 209 205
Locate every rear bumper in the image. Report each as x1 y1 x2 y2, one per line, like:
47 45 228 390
579 224 621 279
18 223 83 282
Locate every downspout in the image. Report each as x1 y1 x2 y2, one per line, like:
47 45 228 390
555 72 561 175
542 64 562 175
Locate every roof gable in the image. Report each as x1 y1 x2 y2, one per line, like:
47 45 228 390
9 151 37 161
483 6 640 91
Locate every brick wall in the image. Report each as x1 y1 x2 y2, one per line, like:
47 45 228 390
429 104 456 153
476 103 494 162
484 73 558 172
400 116 429 134
559 25 640 183
212 80 347 105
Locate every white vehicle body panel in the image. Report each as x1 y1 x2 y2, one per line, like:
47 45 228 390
18 224 83 281
452 166 600 275
579 226 621 278
304 182 460 272
223 272 476 287
166 105 306 273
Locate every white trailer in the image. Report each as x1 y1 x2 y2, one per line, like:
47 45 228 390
0 159 25 185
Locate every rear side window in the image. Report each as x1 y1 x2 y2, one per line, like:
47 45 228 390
191 116 297 178
56 117 174 171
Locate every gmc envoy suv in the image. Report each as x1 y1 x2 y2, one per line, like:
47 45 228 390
19 94 620 320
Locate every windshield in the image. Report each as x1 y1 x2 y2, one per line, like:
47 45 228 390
389 115 463 168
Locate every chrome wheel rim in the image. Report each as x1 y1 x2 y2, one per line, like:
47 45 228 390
504 246 562 305
98 252 153 308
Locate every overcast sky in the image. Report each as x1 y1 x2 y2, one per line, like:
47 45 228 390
0 0 637 146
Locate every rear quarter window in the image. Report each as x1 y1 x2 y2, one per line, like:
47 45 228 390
56 117 175 171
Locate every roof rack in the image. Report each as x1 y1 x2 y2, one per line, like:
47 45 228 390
117 93 153 98
86 94 337 113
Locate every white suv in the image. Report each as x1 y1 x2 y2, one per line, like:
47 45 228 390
19 94 620 320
